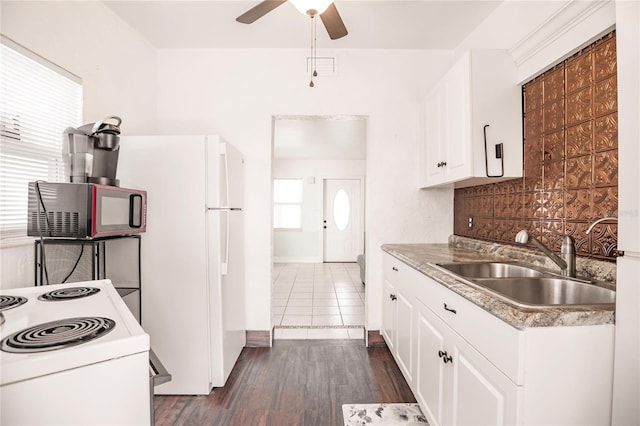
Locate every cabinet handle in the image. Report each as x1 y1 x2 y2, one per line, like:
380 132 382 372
389 294 397 301
441 161 447 167
438 350 453 364
443 303 457 314
436 161 442 168
392 266 398 272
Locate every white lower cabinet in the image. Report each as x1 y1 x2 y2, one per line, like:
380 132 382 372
381 251 615 425
381 278 396 353
381 262 414 383
395 291 414 382
416 302 519 426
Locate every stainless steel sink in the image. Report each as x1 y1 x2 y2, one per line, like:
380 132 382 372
436 262 549 278
435 262 615 308
471 277 616 307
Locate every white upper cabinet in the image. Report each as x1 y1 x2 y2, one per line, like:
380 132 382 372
420 50 523 188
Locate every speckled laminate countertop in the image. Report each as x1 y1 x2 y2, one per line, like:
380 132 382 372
381 236 616 330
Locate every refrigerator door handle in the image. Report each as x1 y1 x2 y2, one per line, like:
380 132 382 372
220 146 230 208
220 209 229 275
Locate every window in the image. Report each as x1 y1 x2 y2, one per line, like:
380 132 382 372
0 37 82 241
273 178 303 229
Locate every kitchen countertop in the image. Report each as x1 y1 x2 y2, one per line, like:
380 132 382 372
381 236 616 330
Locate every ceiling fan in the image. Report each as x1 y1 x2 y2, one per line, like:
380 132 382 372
236 0 348 40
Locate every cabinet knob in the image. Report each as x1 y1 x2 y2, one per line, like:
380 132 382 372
389 294 397 301
436 161 442 168
441 161 447 167
392 266 398 272
443 354 453 364
438 350 446 358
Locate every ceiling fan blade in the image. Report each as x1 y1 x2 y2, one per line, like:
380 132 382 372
320 3 348 40
236 0 288 24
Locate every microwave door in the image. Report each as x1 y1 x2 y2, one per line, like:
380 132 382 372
94 186 147 237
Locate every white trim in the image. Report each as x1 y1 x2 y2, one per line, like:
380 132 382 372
273 256 323 264
509 0 615 82
0 34 81 84
0 236 36 249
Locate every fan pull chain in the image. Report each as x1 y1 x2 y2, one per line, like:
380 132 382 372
309 14 317 87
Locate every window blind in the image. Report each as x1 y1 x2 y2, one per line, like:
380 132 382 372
0 39 82 240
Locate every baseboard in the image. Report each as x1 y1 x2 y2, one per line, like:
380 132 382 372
273 257 323 263
246 330 271 347
366 330 387 347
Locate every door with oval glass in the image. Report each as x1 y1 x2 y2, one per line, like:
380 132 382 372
323 178 363 262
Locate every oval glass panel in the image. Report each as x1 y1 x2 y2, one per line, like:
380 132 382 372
333 189 350 231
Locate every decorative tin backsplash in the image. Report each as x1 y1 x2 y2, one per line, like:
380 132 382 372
454 31 618 261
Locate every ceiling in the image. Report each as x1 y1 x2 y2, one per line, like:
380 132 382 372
273 116 367 160
102 0 502 49
102 1 503 159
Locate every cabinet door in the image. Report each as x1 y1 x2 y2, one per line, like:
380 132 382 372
395 290 414 384
447 330 519 426
381 278 396 351
444 52 472 182
424 83 447 186
416 304 448 426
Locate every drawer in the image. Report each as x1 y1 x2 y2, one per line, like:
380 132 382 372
382 252 411 285
408 266 524 385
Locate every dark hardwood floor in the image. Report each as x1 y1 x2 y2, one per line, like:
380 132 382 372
154 339 416 426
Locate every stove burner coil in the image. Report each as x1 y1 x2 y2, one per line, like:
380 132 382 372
38 287 100 301
1 317 116 353
0 295 28 312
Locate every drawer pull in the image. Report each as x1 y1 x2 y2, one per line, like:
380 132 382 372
438 350 446 358
389 294 397 301
443 303 457 314
392 266 398 272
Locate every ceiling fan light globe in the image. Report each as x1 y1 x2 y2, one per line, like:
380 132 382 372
290 0 333 16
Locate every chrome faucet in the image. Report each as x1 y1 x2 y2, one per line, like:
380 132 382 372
515 230 576 277
586 217 618 234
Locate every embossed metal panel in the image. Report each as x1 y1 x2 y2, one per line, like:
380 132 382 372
453 31 618 260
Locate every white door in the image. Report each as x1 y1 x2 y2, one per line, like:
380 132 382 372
323 179 363 262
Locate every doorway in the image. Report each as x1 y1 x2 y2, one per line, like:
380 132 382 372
271 115 367 340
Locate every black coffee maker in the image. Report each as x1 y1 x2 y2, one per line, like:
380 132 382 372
63 116 121 186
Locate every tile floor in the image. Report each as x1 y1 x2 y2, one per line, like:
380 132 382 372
272 262 365 340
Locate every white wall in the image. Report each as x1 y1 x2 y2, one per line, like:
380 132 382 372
155 48 454 331
273 158 366 262
0 1 158 289
612 1 640 424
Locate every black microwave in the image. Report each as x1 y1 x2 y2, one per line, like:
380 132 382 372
28 182 146 239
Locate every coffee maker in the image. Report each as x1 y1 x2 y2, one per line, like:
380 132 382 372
63 116 122 186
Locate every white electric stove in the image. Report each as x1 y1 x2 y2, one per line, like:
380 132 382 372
0 279 151 426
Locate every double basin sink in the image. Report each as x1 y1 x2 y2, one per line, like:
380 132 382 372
435 262 615 309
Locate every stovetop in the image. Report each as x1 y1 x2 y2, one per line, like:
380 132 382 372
0 280 149 386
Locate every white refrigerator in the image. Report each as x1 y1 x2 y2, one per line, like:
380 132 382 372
118 135 245 395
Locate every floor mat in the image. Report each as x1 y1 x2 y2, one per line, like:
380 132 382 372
342 403 428 425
